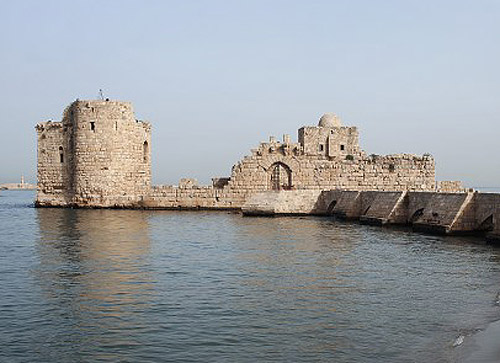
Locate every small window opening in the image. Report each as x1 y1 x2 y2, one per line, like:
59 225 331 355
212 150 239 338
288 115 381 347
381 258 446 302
90 122 95 131
319 144 324 152
115 121 118 131
59 146 64 163
340 144 345 151
389 164 395 173
143 141 149 163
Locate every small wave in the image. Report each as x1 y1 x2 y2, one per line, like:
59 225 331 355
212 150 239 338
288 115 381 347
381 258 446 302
494 292 500 306
453 334 465 347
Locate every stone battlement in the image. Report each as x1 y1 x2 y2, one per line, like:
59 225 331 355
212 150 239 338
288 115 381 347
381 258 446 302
36 100 463 209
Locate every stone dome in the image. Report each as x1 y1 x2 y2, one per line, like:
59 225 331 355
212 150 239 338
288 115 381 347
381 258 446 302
318 113 341 128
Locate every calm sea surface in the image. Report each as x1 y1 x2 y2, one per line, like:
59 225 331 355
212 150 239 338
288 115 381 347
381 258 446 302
1 190 500 362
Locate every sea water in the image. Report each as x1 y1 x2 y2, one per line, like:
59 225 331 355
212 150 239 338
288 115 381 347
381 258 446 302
1 190 499 362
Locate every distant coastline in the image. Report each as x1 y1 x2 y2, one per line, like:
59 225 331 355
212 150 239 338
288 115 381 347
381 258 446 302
0 177 36 191
0 184 36 190
474 187 500 193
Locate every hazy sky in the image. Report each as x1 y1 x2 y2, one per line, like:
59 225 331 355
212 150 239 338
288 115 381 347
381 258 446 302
1 0 499 187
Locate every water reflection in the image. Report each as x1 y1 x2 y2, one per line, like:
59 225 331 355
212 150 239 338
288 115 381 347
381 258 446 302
220 217 365 358
4 202 497 362
35 208 154 361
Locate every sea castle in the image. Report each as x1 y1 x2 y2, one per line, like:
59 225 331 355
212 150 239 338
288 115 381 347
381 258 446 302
35 100 499 240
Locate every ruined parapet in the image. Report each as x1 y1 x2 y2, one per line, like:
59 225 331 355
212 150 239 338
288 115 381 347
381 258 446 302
212 177 230 189
358 153 436 192
36 100 151 207
179 178 198 188
437 180 466 193
145 184 231 209
226 113 437 197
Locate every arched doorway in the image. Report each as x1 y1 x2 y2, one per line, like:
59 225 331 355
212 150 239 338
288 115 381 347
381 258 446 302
269 162 292 190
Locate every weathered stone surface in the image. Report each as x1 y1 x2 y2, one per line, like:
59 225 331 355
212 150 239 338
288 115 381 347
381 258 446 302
242 190 499 237
360 191 408 225
409 192 475 234
36 100 151 207
35 101 464 209
242 190 322 215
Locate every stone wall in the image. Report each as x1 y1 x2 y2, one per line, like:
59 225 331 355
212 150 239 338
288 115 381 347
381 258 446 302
163 113 457 209
360 191 408 225
474 193 500 241
145 185 217 209
36 102 463 209
437 180 466 193
36 100 151 207
36 122 70 205
241 190 500 241
219 133 436 209
408 192 475 234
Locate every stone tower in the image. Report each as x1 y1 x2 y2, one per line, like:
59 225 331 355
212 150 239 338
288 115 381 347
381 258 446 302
298 113 360 157
36 100 151 207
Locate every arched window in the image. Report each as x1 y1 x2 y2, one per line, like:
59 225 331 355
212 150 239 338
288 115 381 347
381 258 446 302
143 141 149 163
59 146 64 163
269 162 292 190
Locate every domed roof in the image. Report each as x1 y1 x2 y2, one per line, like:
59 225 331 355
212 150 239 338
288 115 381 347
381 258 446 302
318 113 341 128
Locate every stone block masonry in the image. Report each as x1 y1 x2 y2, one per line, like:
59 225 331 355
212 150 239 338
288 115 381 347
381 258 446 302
242 190 500 241
36 100 464 209
36 100 151 207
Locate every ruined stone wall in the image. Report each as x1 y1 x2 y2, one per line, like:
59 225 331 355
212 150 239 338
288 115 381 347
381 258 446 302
213 112 438 208
222 137 435 202
36 104 462 210
437 180 465 193
146 185 216 209
139 115 437 210
36 100 151 207
36 122 72 205
145 184 245 209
